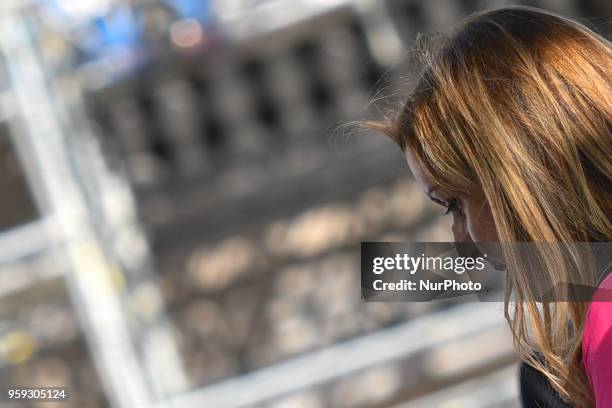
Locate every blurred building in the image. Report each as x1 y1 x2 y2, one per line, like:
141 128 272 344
0 0 609 407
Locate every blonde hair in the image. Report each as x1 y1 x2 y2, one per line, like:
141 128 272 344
366 6 612 406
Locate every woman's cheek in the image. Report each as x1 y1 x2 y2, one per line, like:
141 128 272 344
452 212 472 242
466 216 483 242
465 201 498 243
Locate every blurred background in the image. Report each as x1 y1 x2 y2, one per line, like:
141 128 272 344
0 0 609 407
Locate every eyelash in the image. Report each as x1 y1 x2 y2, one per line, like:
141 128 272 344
443 200 459 215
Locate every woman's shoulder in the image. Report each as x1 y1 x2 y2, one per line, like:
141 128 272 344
583 270 612 355
582 271 612 405
583 274 612 354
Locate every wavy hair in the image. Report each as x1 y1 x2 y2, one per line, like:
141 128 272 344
365 6 612 406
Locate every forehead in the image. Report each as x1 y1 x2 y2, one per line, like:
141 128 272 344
404 148 436 192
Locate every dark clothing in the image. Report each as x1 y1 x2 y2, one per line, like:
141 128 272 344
520 361 572 407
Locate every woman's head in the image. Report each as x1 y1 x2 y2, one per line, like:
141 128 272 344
396 6 611 246
367 6 611 405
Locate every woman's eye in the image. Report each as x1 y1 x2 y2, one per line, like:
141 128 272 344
443 200 459 215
